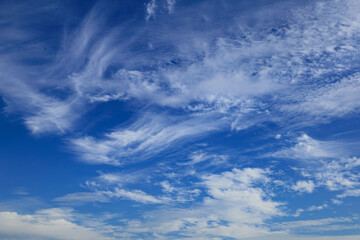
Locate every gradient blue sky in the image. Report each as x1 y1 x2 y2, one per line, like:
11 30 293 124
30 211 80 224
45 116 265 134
1 0 360 239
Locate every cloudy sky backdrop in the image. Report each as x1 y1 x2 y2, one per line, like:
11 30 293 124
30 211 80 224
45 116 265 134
1 0 360 239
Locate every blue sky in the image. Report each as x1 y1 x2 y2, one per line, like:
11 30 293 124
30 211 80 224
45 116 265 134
1 0 360 239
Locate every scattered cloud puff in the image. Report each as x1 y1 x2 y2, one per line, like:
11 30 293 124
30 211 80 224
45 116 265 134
271 134 347 160
166 0 176 13
294 204 328 217
307 204 328 211
315 157 360 193
145 0 157 21
292 180 315 193
293 156 360 196
272 134 360 197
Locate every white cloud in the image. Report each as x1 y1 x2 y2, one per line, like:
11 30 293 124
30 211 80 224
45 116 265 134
294 204 329 217
273 217 354 232
271 134 349 160
0 74 79 134
273 134 360 196
180 150 228 167
61 0 360 159
52 168 288 239
0 4 106 134
96 172 144 185
54 192 109 204
283 74 360 122
116 168 284 239
166 0 176 13
337 189 360 198
145 0 157 21
71 113 222 165
307 204 328 211
269 133 360 196
158 180 201 202
55 166 202 205
110 188 167 204
1 208 359 240
292 180 315 193
314 157 360 192
55 187 168 205
0 208 113 240
1 0 360 137
288 153 360 197
11 187 29 196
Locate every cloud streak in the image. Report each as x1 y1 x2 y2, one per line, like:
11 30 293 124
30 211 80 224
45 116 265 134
71 113 223 165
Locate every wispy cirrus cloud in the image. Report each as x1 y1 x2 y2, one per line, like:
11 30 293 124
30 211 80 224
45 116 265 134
70 113 223 165
55 187 169 205
64 0 360 143
281 74 360 125
1 0 360 137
